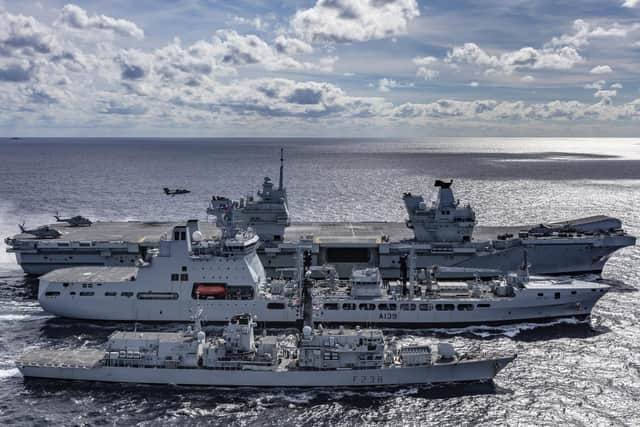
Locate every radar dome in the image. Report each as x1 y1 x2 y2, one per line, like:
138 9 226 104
192 230 203 242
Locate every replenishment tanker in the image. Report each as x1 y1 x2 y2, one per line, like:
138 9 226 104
4 152 635 278
37 215 611 326
16 312 515 387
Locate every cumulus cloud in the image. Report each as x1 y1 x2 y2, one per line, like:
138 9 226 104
117 49 152 80
412 56 438 67
0 11 78 84
170 78 390 119
0 11 57 56
172 80 640 124
412 56 440 80
0 62 35 82
273 35 313 56
468 81 479 87
23 85 60 104
212 30 331 71
584 80 606 89
3 4 640 134
292 0 419 43
446 43 583 74
610 82 623 89
99 99 148 115
623 0 640 7
376 78 413 92
232 16 267 31
416 68 439 80
521 75 534 82
590 65 613 74
547 19 640 48
152 38 223 82
444 19 639 79
594 89 617 99
58 4 144 39
391 97 640 122
132 31 332 81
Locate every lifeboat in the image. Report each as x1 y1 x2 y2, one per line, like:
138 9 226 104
195 284 226 297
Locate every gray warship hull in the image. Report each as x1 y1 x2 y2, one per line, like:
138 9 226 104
17 350 514 387
5 219 635 279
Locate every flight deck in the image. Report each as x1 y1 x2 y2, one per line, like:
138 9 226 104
4 159 634 279
7 220 520 246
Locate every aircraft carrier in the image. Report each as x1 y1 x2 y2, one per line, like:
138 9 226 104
4 152 636 279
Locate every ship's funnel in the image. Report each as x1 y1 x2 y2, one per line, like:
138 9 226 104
434 179 455 208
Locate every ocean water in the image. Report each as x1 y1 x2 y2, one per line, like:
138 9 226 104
0 137 639 426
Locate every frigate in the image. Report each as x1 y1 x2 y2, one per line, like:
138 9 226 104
16 312 515 387
5 151 635 278
36 217 610 326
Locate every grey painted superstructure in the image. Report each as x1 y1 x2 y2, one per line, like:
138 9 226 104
4 154 635 278
16 312 515 387
36 220 611 326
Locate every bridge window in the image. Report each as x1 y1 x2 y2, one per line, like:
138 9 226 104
476 303 491 308
554 292 560 299
171 273 179 281
121 292 133 297
419 303 433 311
571 291 577 295
400 303 416 311
180 274 189 281
44 291 60 297
358 303 376 311
267 302 285 310
537 293 544 297
79 292 94 296
435 304 455 311
457 304 474 311
104 292 117 296
323 303 339 310
342 303 356 310
181 266 187 272
137 292 179 300
378 303 397 311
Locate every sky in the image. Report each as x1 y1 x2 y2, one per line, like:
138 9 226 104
1 0 640 137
